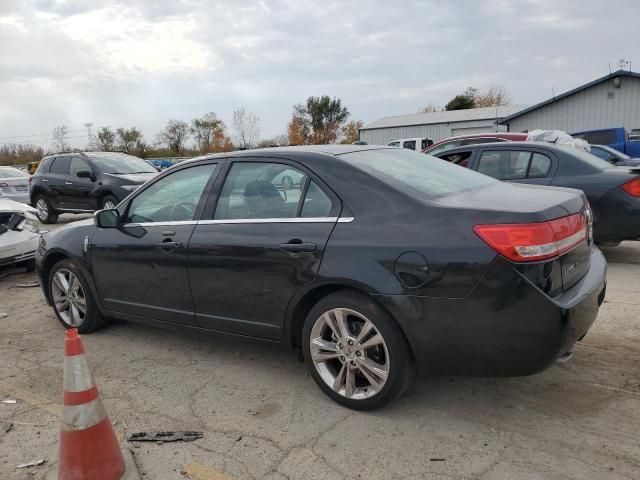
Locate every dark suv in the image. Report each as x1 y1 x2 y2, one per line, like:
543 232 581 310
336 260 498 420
30 152 158 223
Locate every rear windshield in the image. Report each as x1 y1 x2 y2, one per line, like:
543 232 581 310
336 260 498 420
87 153 157 174
341 148 497 200
557 146 613 170
0 167 29 178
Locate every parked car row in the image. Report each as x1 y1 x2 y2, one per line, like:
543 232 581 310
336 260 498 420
37 145 606 410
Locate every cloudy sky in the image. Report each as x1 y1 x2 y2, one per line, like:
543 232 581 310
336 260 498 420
0 0 637 148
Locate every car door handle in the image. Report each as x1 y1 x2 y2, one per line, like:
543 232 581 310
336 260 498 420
156 241 182 250
42 178 48 182
279 241 317 253
64 181 73 185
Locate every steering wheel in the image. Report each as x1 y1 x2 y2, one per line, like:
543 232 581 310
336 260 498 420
170 202 197 221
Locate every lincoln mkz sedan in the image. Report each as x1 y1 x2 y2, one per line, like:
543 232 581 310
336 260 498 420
36 146 607 410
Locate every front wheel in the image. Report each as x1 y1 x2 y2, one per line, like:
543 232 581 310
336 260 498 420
101 195 119 210
49 259 107 333
302 290 415 410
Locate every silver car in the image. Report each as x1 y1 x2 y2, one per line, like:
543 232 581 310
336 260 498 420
0 166 31 204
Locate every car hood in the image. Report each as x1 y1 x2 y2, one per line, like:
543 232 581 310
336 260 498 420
0 198 39 222
104 172 157 183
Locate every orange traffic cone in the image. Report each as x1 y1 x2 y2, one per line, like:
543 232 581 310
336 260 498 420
47 328 140 480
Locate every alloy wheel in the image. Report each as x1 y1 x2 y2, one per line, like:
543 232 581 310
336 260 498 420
103 200 116 209
51 269 87 327
310 308 390 400
36 198 48 221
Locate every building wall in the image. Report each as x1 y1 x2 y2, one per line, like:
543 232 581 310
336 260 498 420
506 76 640 133
359 119 505 145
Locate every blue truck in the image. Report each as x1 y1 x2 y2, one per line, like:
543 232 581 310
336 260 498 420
571 127 640 156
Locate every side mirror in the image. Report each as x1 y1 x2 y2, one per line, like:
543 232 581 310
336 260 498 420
77 170 95 180
94 209 120 228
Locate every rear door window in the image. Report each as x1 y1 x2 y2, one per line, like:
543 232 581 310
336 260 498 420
49 156 71 175
402 140 416 150
477 151 531 180
527 153 552 178
300 181 333 217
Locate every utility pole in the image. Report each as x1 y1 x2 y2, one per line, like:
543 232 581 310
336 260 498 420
83 122 95 151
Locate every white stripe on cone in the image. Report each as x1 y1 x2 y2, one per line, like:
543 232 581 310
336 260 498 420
62 398 108 431
63 355 95 392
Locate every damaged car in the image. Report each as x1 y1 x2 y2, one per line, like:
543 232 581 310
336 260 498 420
0 199 41 270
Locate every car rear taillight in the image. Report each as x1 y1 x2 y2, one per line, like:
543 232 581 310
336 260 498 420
474 212 588 262
621 178 640 197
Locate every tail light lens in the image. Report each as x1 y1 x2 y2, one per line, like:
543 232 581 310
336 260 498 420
621 178 640 197
474 212 588 262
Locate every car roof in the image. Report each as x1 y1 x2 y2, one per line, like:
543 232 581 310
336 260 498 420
429 132 528 145
431 141 569 153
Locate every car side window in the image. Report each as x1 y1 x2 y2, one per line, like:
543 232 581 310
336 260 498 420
301 181 333 217
428 140 463 156
69 158 91 177
438 150 474 168
388 141 400 147
125 164 217 223
477 150 531 180
49 156 70 175
402 140 416 150
528 153 552 178
214 162 308 220
585 130 617 145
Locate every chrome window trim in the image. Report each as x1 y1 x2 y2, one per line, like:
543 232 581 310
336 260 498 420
121 216 354 228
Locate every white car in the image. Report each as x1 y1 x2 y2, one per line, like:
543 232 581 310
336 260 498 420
0 199 41 269
0 166 31 204
387 137 433 152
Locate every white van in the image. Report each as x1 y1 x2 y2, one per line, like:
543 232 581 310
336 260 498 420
388 137 433 151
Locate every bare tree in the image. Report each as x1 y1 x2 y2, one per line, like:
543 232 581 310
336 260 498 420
474 86 512 107
418 103 440 113
52 125 70 152
232 106 260 149
191 112 225 153
158 119 190 155
96 127 116 151
256 134 290 148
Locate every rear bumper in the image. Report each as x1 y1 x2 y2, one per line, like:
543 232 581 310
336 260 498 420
375 247 607 376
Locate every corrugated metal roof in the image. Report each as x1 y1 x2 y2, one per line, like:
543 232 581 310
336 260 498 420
361 104 532 130
499 70 640 124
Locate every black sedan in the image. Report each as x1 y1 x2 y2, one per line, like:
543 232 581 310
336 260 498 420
36 146 606 410
432 142 640 245
588 144 640 167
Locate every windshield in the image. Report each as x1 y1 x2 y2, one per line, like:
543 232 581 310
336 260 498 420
0 167 29 178
88 153 157 174
341 148 497 200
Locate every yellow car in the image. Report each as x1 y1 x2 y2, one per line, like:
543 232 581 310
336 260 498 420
27 161 40 174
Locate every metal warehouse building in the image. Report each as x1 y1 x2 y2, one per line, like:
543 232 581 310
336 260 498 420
499 70 640 134
359 104 530 145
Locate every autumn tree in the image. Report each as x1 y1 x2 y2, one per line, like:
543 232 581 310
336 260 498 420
256 134 289 148
232 107 260 149
116 127 143 154
158 119 190 155
474 85 512 107
96 127 116 151
191 112 225 153
210 128 235 153
52 125 69 152
340 120 364 144
287 115 306 145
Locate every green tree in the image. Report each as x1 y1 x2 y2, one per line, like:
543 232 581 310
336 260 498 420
116 127 143 153
291 95 350 144
445 87 477 111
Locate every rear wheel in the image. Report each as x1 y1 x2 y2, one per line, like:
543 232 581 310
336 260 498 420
34 195 58 224
302 290 415 410
49 259 107 333
101 195 119 210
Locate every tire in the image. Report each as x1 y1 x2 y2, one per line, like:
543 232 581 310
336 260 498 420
302 290 415 410
48 259 107 333
101 195 119 210
34 195 59 224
